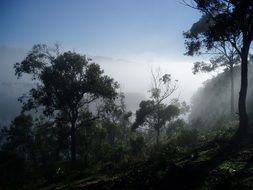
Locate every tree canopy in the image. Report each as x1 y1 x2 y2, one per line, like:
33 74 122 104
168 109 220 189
183 0 253 136
14 44 119 162
132 69 181 145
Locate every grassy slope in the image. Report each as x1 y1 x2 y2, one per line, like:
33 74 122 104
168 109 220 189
36 140 253 190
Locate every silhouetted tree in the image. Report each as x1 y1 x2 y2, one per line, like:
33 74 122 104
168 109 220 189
1 114 34 160
132 69 180 145
14 44 118 163
183 0 253 136
133 100 180 145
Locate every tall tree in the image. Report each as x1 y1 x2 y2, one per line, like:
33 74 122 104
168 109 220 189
183 0 253 136
184 14 240 117
14 44 118 163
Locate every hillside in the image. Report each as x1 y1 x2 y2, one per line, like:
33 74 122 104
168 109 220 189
34 136 253 190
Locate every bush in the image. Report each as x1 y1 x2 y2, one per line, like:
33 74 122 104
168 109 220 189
176 129 200 148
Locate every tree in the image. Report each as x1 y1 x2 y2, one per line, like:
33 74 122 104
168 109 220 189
14 44 118 163
98 92 132 146
183 0 253 136
132 69 180 145
1 114 34 160
185 19 241 117
133 101 180 145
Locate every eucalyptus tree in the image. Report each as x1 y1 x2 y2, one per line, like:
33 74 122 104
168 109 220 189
14 44 118 163
132 69 180 145
183 0 253 136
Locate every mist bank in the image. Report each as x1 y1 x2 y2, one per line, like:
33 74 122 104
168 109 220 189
189 63 253 129
0 46 209 125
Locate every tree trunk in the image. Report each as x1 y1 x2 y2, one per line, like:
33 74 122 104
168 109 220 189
237 43 250 137
70 121 77 163
230 65 235 118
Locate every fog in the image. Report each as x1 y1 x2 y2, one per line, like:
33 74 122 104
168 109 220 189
189 63 253 130
0 45 210 125
93 53 210 101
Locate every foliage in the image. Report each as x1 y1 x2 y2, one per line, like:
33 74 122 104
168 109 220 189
183 0 253 135
132 69 182 145
130 136 146 160
175 129 200 148
14 44 118 162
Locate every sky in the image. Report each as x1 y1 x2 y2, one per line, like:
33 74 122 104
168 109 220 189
0 0 211 123
0 0 201 56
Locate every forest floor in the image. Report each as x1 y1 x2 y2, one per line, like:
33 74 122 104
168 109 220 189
36 139 253 190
